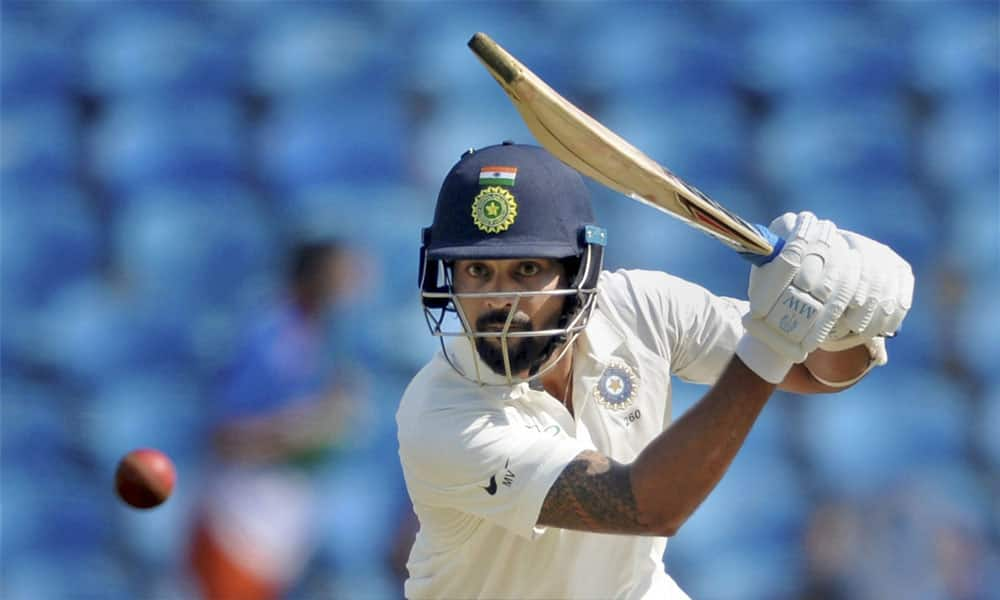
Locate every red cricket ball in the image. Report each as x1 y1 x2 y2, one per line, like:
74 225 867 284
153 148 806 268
114 448 176 509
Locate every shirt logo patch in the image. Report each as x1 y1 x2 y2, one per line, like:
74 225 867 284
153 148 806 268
483 458 513 495
472 186 518 233
593 359 639 411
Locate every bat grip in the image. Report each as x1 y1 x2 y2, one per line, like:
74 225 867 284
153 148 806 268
738 225 785 266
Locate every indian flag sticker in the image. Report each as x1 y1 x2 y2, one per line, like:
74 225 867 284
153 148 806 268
479 166 518 187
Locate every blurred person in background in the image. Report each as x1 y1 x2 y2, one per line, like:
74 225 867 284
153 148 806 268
397 143 913 599
186 239 363 600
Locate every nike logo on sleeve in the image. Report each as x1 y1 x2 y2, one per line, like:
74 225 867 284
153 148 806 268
482 458 511 495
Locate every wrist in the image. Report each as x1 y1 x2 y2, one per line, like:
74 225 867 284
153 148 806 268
736 333 794 384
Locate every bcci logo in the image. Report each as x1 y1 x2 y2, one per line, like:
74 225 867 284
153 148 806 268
472 186 518 234
593 359 639 411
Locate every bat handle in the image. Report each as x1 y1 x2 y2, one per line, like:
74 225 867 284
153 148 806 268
738 225 785 266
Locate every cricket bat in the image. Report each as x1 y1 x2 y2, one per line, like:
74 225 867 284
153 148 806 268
467 32 780 263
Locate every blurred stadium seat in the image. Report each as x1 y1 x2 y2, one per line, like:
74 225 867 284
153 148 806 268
1 378 128 598
1 183 101 365
903 2 1000 101
111 185 277 311
798 366 973 499
1 100 79 180
255 94 406 192
574 3 739 98
740 2 908 99
81 3 241 100
954 278 1000 385
0 18 76 104
980 383 1000 471
247 5 392 99
757 96 913 193
2 3 997 598
943 184 999 279
921 96 1000 193
88 100 247 199
670 451 808 600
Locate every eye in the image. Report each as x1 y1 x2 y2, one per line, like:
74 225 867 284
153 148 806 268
465 263 490 279
516 261 542 277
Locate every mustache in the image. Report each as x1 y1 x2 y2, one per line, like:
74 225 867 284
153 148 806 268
476 309 532 332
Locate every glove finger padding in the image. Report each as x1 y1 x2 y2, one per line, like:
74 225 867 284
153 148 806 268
802 233 861 352
738 212 862 383
821 229 914 350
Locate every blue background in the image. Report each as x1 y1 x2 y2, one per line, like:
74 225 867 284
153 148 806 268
2 1 998 598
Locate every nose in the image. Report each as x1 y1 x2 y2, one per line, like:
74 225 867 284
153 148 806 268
481 273 518 311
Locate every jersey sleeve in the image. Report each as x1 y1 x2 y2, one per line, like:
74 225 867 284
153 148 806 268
599 269 748 385
398 402 591 540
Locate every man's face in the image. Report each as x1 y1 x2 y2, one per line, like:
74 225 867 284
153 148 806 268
452 258 568 376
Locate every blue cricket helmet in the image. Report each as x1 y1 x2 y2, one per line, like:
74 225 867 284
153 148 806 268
424 142 604 260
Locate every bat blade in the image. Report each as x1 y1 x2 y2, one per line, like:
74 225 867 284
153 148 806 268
468 32 774 257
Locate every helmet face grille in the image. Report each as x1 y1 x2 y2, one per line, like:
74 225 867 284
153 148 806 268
420 243 604 386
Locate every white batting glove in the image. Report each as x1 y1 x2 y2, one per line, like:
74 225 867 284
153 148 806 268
736 212 862 383
822 229 914 349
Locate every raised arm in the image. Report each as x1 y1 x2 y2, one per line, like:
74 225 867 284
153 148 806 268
541 212 912 536
538 356 772 535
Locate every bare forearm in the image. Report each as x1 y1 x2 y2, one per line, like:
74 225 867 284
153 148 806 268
630 356 774 535
537 356 776 535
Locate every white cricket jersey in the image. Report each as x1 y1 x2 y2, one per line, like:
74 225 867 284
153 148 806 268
397 269 747 600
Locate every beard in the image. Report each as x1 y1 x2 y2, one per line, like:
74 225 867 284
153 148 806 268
473 309 558 376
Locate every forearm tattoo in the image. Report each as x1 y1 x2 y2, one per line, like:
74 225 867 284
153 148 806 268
537 450 647 534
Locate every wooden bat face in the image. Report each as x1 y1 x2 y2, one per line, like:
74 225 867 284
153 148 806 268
468 32 774 257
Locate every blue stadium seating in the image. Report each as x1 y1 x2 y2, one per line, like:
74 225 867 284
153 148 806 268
1 378 126 598
2 4 997 597
81 3 242 99
574 3 739 98
1 19 76 104
739 3 908 99
798 366 972 499
247 4 393 99
904 2 1000 101
88 99 247 199
1 100 79 180
1 183 101 365
954 278 1000 385
111 185 277 311
921 97 1000 194
256 94 406 192
981 383 1000 471
757 96 913 193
